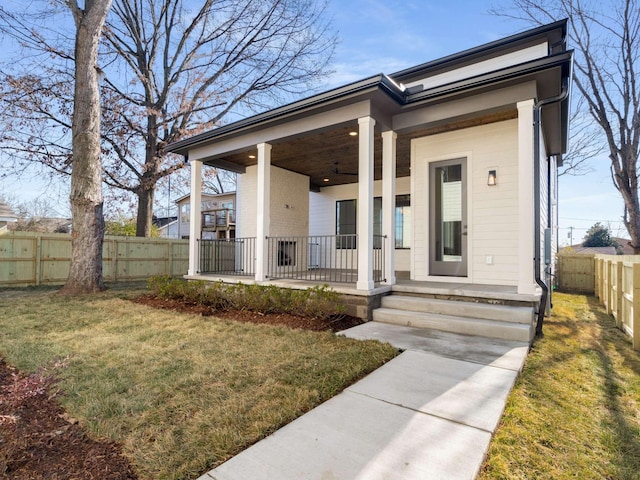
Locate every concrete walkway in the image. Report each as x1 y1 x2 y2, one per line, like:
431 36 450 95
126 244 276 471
198 322 529 480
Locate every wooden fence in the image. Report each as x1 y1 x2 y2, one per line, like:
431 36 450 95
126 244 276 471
556 254 596 293
594 255 640 350
0 232 189 286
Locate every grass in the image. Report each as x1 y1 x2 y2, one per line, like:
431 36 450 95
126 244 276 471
480 292 640 480
0 284 398 479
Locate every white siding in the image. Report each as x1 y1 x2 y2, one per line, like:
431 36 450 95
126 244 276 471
411 120 520 285
404 43 549 91
309 177 412 272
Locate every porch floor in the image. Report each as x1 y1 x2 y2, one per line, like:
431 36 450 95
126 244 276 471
186 273 540 303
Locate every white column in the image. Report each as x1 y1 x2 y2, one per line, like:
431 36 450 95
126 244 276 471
188 159 203 276
517 99 536 295
382 130 397 285
255 143 272 282
357 116 376 291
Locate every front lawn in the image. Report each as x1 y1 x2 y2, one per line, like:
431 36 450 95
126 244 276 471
0 285 397 479
480 292 640 479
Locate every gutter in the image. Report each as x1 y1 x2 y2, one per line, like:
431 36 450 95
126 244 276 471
533 78 569 336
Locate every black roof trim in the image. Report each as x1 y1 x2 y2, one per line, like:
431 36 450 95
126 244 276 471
391 19 568 81
405 50 573 103
167 74 405 154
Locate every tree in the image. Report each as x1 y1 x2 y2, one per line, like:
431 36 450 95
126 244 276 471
493 0 640 252
582 222 615 247
0 0 336 237
60 0 112 294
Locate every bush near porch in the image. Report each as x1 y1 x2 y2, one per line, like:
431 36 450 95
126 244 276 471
0 284 397 479
147 276 345 319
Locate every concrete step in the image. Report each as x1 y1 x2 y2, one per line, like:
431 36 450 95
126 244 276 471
381 295 534 325
372 308 534 343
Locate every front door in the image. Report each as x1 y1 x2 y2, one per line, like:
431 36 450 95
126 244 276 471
429 158 467 277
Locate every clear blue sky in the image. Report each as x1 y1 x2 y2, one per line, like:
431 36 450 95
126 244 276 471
1 0 627 242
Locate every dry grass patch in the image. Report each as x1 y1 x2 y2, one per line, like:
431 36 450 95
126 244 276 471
0 285 398 479
480 292 640 479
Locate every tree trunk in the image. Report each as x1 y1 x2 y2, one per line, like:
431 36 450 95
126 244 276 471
136 187 155 237
60 0 112 295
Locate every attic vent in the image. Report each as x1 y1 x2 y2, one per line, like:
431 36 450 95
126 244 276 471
405 84 424 95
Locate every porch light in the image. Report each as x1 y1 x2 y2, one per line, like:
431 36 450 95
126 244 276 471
248 154 256 159
323 178 330 182
349 131 358 137
487 169 497 186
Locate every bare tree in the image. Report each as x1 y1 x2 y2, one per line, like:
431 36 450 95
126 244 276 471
60 0 112 294
493 0 640 251
0 0 336 237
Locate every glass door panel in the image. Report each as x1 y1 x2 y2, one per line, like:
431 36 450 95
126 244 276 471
430 158 467 276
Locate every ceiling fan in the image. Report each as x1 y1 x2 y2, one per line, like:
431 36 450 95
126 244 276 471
331 161 358 176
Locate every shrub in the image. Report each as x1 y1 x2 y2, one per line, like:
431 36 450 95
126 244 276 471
147 277 345 318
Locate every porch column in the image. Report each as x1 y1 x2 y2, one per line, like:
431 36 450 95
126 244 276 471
357 116 375 291
517 99 536 295
255 142 272 282
188 159 203 276
382 130 397 285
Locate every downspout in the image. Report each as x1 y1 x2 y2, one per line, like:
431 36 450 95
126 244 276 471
533 79 569 335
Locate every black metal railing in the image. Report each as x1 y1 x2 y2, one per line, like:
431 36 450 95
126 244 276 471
265 234 386 284
199 237 255 276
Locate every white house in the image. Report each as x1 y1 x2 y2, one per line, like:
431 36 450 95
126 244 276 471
0 201 18 233
167 21 573 340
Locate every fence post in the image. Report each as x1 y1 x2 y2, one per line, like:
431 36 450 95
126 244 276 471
35 234 42 286
594 257 600 300
633 263 640 351
615 261 623 328
606 260 613 315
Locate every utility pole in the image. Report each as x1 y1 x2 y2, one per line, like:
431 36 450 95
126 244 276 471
568 226 574 246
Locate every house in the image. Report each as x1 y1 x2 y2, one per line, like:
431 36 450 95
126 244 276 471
560 245 617 256
0 201 18 233
172 192 236 240
167 21 573 340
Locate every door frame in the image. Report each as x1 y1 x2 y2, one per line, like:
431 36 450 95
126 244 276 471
429 157 468 277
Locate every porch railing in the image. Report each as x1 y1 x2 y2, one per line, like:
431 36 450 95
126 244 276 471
266 234 386 284
199 237 255 276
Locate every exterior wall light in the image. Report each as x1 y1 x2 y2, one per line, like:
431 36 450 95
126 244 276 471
487 169 497 186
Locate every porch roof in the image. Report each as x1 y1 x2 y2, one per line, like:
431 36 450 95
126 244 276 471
167 21 572 189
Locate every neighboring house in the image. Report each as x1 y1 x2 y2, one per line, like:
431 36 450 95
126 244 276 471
174 192 236 240
154 215 178 239
9 216 72 233
168 21 572 314
0 201 18 233
561 238 636 256
561 245 617 256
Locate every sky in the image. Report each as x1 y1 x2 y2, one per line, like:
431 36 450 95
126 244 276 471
0 0 629 243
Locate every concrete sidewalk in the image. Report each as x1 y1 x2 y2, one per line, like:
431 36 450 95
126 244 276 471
199 322 529 480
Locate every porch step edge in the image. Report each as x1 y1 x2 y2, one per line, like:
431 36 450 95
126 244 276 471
381 295 534 324
372 308 534 343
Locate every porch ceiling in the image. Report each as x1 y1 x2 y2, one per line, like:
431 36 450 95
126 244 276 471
204 109 517 190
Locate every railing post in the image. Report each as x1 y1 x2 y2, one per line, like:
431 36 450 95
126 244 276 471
633 263 640 351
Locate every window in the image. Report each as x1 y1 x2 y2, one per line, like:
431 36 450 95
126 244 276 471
395 194 411 249
180 204 190 223
336 199 356 249
336 195 410 249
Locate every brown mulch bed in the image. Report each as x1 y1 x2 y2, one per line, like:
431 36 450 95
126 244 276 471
0 295 363 478
132 294 365 332
0 359 137 479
